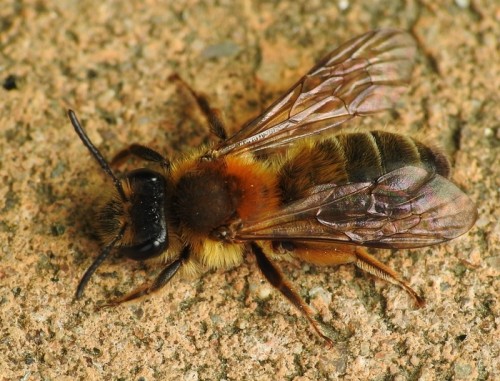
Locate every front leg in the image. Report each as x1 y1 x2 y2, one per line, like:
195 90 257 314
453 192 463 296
103 246 191 306
111 143 170 171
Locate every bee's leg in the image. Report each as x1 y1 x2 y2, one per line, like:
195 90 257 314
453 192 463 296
111 143 170 171
251 242 333 346
284 242 423 307
169 73 228 140
354 248 425 307
103 246 190 306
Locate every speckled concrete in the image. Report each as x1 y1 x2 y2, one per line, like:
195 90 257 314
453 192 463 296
0 1 498 380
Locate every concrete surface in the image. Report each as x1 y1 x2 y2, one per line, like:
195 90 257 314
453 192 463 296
0 1 498 380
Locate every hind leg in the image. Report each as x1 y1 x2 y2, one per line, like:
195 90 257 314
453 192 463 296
290 242 424 307
353 247 425 307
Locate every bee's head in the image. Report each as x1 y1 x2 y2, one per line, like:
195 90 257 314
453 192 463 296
68 110 170 298
115 168 169 260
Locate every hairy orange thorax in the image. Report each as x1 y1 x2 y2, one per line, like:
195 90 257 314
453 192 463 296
171 155 280 238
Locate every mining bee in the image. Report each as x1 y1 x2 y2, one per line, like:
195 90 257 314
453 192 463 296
69 30 477 344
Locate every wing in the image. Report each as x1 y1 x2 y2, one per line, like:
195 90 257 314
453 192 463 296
214 29 417 156
235 166 477 249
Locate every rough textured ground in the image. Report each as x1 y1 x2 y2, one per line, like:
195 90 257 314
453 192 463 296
0 1 498 380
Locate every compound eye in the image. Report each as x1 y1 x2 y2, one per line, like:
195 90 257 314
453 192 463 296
119 168 169 261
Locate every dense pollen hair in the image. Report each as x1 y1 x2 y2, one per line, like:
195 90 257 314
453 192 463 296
167 150 281 271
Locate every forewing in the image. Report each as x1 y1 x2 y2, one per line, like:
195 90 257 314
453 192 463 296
236 167 477 249
215 29 417 156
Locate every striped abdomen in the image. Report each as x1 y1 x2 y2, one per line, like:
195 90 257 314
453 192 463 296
278 131 450 204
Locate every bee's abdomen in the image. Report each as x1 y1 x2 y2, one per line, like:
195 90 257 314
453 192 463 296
340 131 450 182
279 131 450 204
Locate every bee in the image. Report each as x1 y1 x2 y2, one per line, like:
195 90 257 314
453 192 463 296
69 30 477 344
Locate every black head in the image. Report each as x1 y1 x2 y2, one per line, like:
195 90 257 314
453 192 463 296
68 110 170 298
118 168 168 260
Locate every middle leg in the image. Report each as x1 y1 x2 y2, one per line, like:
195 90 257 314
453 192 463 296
251 242 333 345
169 73 228 140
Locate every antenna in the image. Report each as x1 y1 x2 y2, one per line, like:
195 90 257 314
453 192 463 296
75 223 127 299
68 109 128 201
